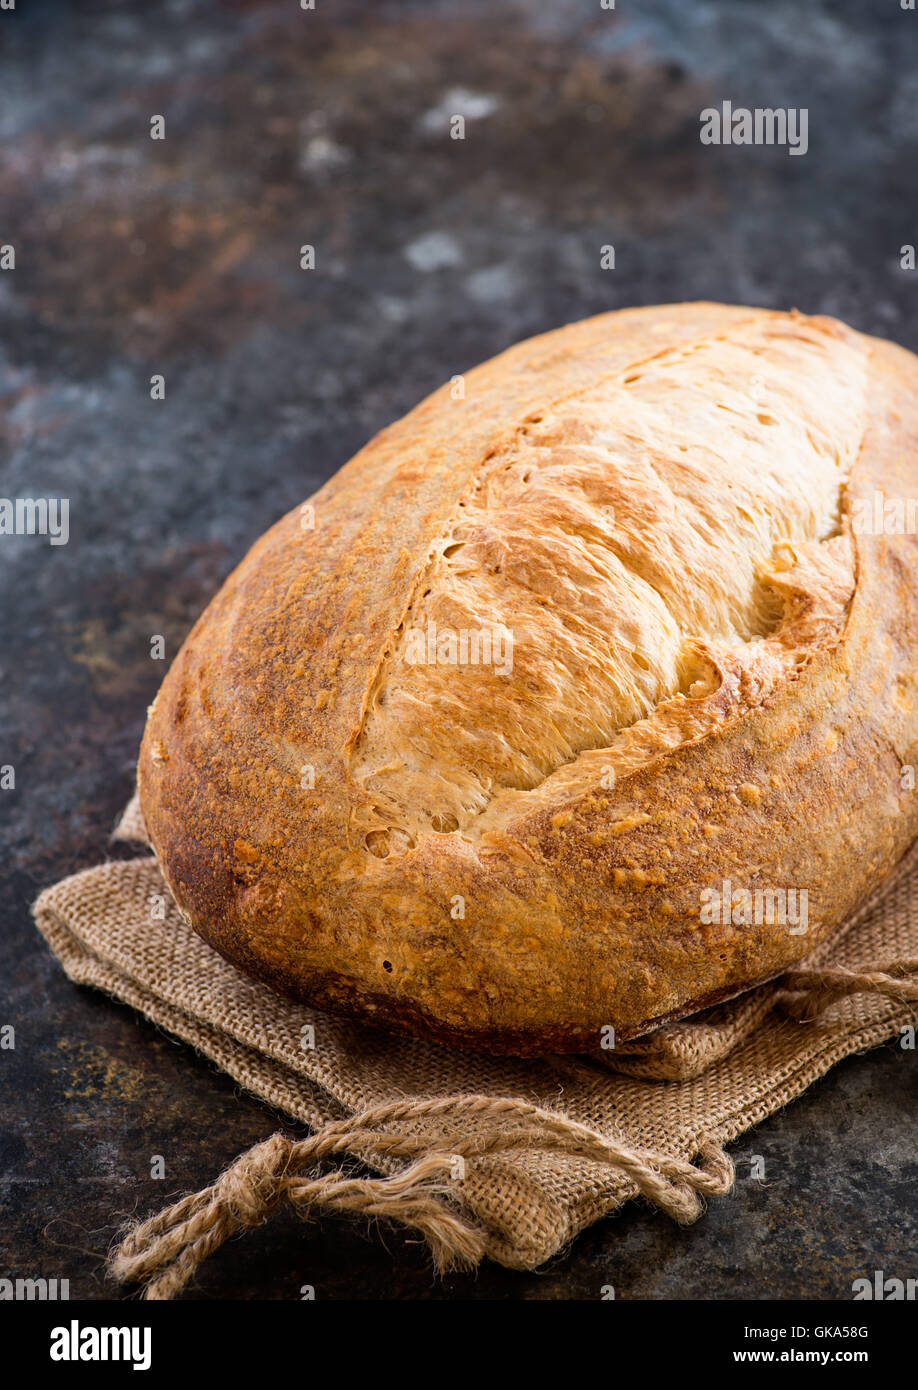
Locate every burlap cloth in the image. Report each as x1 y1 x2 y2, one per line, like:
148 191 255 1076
33 794 918 1300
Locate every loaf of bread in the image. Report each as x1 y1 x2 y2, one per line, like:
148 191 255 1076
138 303 918 1054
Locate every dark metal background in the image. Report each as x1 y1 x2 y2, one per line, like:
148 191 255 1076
1 0 916 1299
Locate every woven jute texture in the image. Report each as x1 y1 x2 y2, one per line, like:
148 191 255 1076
32 795 918 1299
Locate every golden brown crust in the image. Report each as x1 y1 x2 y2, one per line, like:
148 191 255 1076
138 303 918 1054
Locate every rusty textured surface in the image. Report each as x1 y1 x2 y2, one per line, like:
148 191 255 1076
1 0 916 1298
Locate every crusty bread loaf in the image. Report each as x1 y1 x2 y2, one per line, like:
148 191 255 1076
138 303 918 1054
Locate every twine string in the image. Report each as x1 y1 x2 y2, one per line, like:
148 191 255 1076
776 956 918 1020
109 1093 733 1300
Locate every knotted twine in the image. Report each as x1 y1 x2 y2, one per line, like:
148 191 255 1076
109 1095 735 1301
33 795 918 1299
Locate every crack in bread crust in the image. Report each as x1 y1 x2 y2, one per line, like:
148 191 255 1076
352 315 868 851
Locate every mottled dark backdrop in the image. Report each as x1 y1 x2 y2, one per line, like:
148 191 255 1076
1 0 916 1299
